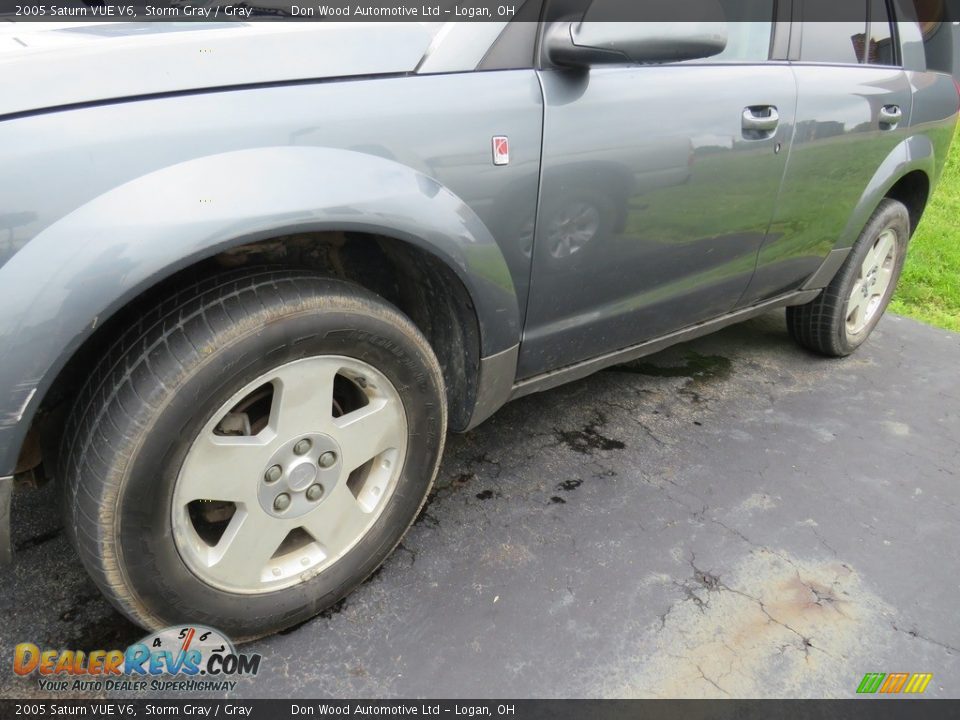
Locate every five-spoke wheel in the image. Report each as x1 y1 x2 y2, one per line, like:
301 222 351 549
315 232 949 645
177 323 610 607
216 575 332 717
788 198 909 357
844 228 898 339
61 270 446 639
173 356 408 594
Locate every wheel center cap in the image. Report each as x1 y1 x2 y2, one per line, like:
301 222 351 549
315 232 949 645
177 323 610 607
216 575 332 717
258 432 342 519
288 462 318 491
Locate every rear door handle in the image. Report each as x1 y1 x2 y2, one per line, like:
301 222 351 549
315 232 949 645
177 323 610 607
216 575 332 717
742 106 779 138
879 105 902 128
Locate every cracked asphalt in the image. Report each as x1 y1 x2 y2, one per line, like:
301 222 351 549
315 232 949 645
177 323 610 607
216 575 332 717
2 311 958 699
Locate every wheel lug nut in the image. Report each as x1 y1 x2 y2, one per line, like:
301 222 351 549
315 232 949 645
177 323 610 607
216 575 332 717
318 451 337 469
264 465 282 483
306 484 324 502
273 493 291 512
293 439 312 456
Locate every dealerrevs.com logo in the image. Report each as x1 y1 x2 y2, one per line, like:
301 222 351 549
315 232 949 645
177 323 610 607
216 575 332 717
14 625 262 693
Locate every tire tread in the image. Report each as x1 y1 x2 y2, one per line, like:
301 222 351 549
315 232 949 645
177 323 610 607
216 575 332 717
59 268 445 634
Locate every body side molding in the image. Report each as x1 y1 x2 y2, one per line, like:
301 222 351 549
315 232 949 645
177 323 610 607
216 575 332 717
511 289 820 400
464 344 520 431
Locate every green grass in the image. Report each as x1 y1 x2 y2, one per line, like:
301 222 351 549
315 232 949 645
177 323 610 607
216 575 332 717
890 130 960 332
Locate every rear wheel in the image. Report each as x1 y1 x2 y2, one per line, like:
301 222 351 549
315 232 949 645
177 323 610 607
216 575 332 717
60 269 446 639
787 198 909 357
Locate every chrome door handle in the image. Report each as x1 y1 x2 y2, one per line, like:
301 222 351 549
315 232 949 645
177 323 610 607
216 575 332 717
742 106 779 137
880 105 902 127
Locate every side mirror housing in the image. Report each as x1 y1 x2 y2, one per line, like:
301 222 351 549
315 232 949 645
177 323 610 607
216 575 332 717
545 1 729 67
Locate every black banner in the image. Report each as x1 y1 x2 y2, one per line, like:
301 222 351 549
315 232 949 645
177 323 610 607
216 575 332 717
0 0 956 23
2 700 960 719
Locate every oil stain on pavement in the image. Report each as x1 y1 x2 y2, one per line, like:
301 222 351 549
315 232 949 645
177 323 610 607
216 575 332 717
603 550 893 697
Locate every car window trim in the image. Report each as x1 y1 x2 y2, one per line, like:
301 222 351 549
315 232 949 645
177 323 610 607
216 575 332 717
477 0 545 71
867 0 903 67
772 0 795 60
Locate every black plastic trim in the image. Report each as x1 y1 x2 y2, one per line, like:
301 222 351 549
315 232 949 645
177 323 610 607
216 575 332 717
0 476 11 566
511 289 821 397
478 2 544 70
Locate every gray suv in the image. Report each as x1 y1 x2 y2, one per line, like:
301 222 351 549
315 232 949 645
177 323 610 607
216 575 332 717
1 4 957 639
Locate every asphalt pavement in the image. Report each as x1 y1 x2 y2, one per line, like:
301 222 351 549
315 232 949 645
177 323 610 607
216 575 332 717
2 311 958 699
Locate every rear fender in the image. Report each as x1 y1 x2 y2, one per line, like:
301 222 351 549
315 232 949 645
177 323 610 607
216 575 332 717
836 134 936 249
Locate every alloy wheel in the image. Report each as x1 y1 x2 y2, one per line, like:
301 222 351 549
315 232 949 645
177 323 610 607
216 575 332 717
171 356 407 594
845 228 898 338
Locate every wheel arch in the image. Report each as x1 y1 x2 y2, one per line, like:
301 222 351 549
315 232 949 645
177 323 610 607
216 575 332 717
837 135 936 251
0 146 521 477
883 169 930 237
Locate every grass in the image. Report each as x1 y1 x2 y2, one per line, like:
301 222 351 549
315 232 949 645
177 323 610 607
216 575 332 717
890 130 960 332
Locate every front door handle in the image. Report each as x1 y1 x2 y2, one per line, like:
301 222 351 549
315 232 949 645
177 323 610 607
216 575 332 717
742 106 779 138
879 105 902 128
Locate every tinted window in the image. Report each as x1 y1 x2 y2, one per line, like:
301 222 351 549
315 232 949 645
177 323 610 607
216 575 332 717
695 0 774 62
867 0 896 65
801 25 868 63
801 0 867 64
800 0 901 66
698 21 773 62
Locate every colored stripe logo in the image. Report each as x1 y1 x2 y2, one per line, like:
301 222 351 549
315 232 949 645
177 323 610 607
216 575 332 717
857 672 933 694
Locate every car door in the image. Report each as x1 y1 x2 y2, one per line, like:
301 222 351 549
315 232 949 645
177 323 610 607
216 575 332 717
518 5 797 379
738 0 915 305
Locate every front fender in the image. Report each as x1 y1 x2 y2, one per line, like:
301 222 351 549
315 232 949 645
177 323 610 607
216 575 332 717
0 146 520 475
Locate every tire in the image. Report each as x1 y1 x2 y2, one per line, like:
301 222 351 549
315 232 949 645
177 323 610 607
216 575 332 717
59 268 447 640
787 198 910 357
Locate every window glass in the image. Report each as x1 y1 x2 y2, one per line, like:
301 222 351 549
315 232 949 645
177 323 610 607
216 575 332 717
691 0 774 62
699 22 774 62
867 0 896 65
800 22 869 63
801 0 868 64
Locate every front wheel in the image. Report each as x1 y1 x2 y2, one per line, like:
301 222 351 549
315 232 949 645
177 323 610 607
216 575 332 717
60 269 447 639
787 198 910 357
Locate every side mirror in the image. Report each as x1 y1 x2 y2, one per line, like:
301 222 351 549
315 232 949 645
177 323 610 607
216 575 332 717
545 0 728 67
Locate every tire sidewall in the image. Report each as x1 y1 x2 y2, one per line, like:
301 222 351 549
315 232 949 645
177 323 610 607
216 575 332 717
833 201 909 354
114 295 444 639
